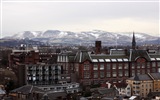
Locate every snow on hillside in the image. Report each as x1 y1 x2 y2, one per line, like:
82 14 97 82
4 30 158 45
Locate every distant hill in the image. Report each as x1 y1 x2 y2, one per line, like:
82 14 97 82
3 30 159 46
0 39 45 47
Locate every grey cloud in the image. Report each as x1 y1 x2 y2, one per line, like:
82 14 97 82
1 2 159 37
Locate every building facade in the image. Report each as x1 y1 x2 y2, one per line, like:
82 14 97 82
126 73 160 98
9 47 58 86
57 34 160 85
57 49 160 85
26 64 71 85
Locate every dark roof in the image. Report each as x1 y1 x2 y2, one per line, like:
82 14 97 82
149 54 160 61
150 73 160 80
133 74 140 81
74 51 91 63
98 87 118 95
148 92 160 98
149 54 160 58
91 55 128 59
71 49 160 63
129 74 152 81
113 83 128 88
130 50 151 61
68 56 75 62
45 92 67 100
11 85 44 94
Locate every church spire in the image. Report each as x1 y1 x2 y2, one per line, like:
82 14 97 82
132 32 136 49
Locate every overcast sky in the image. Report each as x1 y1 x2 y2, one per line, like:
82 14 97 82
0 0 159 38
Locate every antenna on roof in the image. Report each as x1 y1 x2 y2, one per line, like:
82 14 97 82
116 34 117 49
158 32 160 53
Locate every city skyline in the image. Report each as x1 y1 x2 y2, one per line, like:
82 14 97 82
0 0 159 38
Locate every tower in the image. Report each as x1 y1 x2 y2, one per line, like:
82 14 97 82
132 32 136 50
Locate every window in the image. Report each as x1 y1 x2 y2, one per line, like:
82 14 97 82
147 62 150 68
106 72 111 77
141 63 145 68
100 64 104 70
84 72 90 78
112 72 117 77
137 63 140 68
93 64 98 70
112 64 116 69
157 62 160 67
106 64 111 70
84 64 89 70
119 70 123 77
94 72 98 78
152 62 156 67
141 70 145 74
132 73 135 76
137 70 140 74
39 76 42 81
45 67 49 71
124 70 128 76
118 63 122 69
132 63 135 69
45 76 49 80
124 63 128 69
57 87 61 90
100 72 104 78
63 87 67 89
152 68 156 72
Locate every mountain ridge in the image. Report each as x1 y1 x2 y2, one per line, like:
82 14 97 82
3 30 159 45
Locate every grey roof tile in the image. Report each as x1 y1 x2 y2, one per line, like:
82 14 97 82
11 85 44 94
129 74 152 81
150 73 160 80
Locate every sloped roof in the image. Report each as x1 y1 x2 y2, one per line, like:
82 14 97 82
11 85 44 94
47 92 67 100
31 91 67 100
129 74 152 81
129 50 151 61
91 55 129 59
148 91 160 97
0 88 5 94
68 56 75 62
150 73 160 80
149 54 160 58
98 87 118 95
71 49 159 63
149 54 160 61
113 83 128 88
74 51 91 63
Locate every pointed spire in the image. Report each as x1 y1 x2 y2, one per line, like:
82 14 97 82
132 32 136 50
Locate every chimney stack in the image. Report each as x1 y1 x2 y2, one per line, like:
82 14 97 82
95 41 101 54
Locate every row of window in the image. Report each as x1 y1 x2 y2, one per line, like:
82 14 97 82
132 68 157 76
84 63 129 70
28 77 61 80
28 65 62 70
83 67 159 78
83 71 129 78
83 62 160 71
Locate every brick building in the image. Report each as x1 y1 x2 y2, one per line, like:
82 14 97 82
9 49 40 86
9 46 58 86
57 33 160 85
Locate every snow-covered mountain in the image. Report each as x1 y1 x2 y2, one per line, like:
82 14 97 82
11 31 42 39
4 30 158 45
